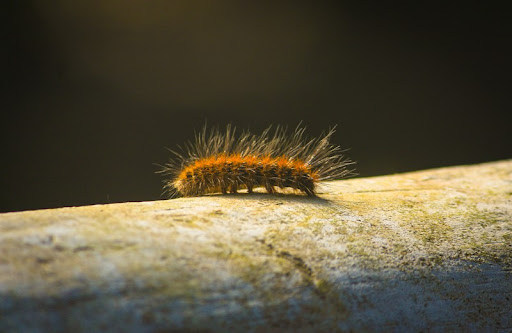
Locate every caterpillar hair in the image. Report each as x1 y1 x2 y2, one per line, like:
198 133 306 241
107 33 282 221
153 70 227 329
160 124 354 198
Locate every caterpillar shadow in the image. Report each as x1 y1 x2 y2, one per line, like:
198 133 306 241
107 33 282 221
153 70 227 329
204 191 333 206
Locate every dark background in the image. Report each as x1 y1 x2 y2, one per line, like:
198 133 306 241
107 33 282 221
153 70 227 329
3 1 510 212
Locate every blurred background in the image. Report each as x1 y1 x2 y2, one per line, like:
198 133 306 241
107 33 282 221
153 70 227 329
2 1 510 212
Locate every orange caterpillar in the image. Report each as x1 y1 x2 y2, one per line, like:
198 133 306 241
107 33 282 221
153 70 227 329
161 125 354 197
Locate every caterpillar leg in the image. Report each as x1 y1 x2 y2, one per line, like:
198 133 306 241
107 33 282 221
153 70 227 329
305 189 316 196
299 183 316 196
221 184 228 194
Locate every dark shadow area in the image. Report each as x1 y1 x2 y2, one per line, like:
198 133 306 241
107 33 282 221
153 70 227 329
2 2 511 212
1 262 510 331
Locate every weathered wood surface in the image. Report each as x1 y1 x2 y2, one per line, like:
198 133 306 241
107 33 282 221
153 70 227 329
1 160 511 332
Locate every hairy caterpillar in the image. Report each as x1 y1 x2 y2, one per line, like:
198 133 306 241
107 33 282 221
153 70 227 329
160 124 354 197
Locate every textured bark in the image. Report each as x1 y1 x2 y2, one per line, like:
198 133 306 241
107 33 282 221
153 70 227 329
1 160 511 332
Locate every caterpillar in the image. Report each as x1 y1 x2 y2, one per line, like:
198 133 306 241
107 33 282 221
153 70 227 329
160 124 354 197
